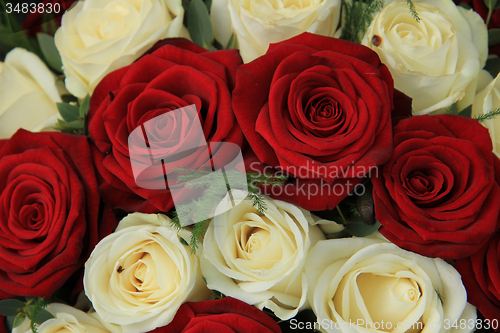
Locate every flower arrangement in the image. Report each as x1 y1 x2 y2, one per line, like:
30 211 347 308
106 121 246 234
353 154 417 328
0 0 500 332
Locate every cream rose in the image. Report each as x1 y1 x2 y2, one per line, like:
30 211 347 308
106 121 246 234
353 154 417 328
305 236 476 333
13 303 114 333
0 48 63 139
362 0 487 114
472 72 500 157
211 0 341 62
200 190 328 320
55 0 184 98
84 213 210 333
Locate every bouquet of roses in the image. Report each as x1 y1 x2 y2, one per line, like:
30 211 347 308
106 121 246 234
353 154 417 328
1 0 500 332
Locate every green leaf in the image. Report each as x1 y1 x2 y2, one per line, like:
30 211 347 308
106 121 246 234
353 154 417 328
446 103 458 115
486 0 498 11
458 1 472 9
37 33 63 73
226 34 236 49
61 94 79 104
40 12 58 35
60 127 76 133
32 308 54 325
489 29 500 47
79 94 91 118
486 0 498 25
180 237 189 246
13 313 26 328
485 57 500 78
458 105 472 118
345 215 381 237
205 0 212 12
57 103 80 123
65 119 84 129
27 305 54 325
188 0 213 49
0 299 25 316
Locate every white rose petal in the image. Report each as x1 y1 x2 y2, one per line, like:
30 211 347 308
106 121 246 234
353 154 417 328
201 190 325 320
55 0 184 98
13 303 113 333
84 213 210 333
362 0 487 114
0 48 64 139
305 237 476 333
212 0 341 62
472 71 500 157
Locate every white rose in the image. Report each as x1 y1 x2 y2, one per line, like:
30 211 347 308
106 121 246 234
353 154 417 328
84 213 210 333
55 0 184 98
200 190 327 320
13 303 114 333
472 71 500 157
0 48 63 139
362 0 487 115
305 236 476 333
211 0 341 62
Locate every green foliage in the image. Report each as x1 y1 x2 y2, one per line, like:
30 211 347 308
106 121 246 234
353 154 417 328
0 298 54 333
458 105 472 118
209 290 226 300
188 0 213 49
0 4 43 59
37 33 63 73
55 95 91 135
0 299 25 316
406 0 420 22
446 103 459 115
340 0 385 43
246 172 288 213
474 108 500 123
346 201 361 217
489 28 500 47
345 215 381 237
170 169 287 253
226 34 236 49
457 2 472 10
486 0 499 25
485 57 500 78
39 13 58 36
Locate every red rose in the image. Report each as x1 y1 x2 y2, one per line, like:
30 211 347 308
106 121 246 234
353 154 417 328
0 130 100 298
233 32 396 211
454 155 500 327
0 316 6 333
87 38 244 213
21 0 77 36
149 297 281 333
455 231 500 327
373 115 500 260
